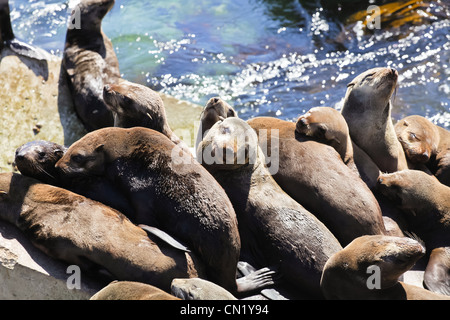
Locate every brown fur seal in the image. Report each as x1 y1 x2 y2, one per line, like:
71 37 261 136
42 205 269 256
320 235 449 300
295 107 408 235
171 278 238 300
246 116 386 246
63 0 120 131
55 127 241 293
103 79 188 152
90 281 180 300
340 67 408 173
377 169 450 295
14 140 135 218
15 140 66 185
296 106 381 189
197 117 342 299
0 172 205 292
395 115 450 186
196 97 237 149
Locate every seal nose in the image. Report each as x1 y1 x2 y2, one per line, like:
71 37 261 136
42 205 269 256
298 117 308 127
16 154 25 161
390 68 398 77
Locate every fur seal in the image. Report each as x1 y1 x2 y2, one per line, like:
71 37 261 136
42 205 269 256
196 97 237 149
90 281 180 300
296 106 381 189
55 127 241 293
320 235 450 300
295 107 407 235
171 278 238 300
246 116 386 246
197 117 342 299
0 172 205 292
103 80 188 152
0 0 49 60
15 140 66 185
63 0 121 131
395 115 450 186
340 67 409 173
14 140 135 218
377 169 450 295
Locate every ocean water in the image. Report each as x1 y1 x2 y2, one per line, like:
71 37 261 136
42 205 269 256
8 0 450 128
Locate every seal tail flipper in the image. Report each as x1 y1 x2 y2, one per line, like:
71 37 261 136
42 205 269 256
138 224 191 253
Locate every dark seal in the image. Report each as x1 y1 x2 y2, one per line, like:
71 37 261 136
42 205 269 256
63 0 121 131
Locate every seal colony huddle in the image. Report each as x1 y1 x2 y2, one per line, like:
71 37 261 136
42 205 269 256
1 0 450 300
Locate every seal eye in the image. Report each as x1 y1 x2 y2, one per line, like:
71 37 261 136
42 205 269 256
409 132 419 141
71 154 85 165
38 151 46 159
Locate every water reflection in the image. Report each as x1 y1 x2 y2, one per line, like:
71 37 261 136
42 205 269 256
9 0 449 127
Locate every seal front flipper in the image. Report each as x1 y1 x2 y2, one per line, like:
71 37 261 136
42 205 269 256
138 224 191 253
423 247 450 296
5 39 51 61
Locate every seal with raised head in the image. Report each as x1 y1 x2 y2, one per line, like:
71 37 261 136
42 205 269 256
295 107 407 236
0 172 205 293
103 79 188 152
377 169 450 295
55 127 241 293
395 115 450 186
90 281 181 300
246 116 386 246
320 235 449 300
197 117 342 299
63 0 121 131
296 106 381 189
340 67 408 173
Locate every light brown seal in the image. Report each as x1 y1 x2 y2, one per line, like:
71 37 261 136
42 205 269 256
340 67 408 173
395 115 450 186
296 106 381 189
90 281 181 300
103 79 188 152
0 172 205 292
247 116 386 246
320 235 449 300
171 278 238 300
197 117 342 299
55 127 241 293
295 106 407 236
377 169 450 295
63 0 121 131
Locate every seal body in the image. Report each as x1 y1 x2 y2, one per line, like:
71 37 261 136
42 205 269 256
296 107 381 189
0 173 205 292
340 67 408 173
14 140 135 218
377 169 450 296
90 281 181 300
63 0 120 131
103 80 187 151
247 116 386 246
198 117 342 299
320 235 449 300
395 115 450 186
55 127 241 293
171 278 238 300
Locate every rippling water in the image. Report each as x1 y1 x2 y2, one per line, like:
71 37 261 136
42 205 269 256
9 0 450 128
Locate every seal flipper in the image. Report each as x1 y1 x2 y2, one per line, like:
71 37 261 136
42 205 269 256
5 39 51 61
423 247 450 296
236 261 287 300
139 224 191 253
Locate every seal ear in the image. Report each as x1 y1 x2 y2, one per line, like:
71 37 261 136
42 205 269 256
95 144 104 152
403 120 409 127
0 191 8 200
